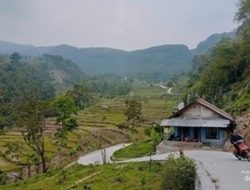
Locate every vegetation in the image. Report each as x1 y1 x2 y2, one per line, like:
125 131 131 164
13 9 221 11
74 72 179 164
84 74 133 98
0 156 196 190
124 98 143 128
1 1 248 189
0 162 163 190
113 140 153 159
186 0 250 115
0 53 56 104
150 125 164 152
0 32 232 82
52 96 79 167
161 156 196 190
113 125 164 159
0 83 177 172
12 98 50 173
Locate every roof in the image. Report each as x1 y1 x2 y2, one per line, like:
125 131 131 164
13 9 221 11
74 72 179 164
160 118 230 128
170 98 234 122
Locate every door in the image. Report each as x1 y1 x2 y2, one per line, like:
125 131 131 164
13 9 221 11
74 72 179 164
193 128 200 141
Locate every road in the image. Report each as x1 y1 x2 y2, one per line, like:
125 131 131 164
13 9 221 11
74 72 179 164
78 144 250 190
167 87 173 94
77 143 130 165
124 150 250 190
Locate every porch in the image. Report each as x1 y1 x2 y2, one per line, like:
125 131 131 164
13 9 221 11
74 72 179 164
156 140 203 154
170 126 226 144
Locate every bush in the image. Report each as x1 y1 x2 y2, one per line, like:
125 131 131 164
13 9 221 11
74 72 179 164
161 156 196 190
144 127 152 136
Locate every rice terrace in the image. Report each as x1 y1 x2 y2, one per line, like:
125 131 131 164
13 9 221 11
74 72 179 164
0 0 250 190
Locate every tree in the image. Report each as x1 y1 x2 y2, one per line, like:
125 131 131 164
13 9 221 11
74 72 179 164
9 52 21 65
124 98 142 128
235 0 250 41
53 96 78 166
0 103 14 130
12 98 48 173
150 126 164 152
66 84 93 109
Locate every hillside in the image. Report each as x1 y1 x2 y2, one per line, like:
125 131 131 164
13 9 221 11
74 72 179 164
192 32 235 55
186 9 249 116
0 32 233 81
0 53 83 101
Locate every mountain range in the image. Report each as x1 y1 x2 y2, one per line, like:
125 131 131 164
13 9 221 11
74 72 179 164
0 32 234 79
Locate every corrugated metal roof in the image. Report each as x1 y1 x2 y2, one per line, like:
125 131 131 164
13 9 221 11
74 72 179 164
160 118 230 128
170 98 234 122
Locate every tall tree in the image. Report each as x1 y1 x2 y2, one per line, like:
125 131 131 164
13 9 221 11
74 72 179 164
13 98 48 173
53 96 78 165
124 98 142 128
236 0 250 40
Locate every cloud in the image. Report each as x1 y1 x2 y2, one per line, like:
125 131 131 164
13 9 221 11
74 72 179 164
0 0 238 50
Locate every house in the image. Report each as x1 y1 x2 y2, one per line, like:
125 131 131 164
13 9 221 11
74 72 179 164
160 98 235 147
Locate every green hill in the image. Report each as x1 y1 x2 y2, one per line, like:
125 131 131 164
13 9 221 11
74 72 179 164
0 33 234 81
0 53 83 102
191 32 235 55
186 4 249 115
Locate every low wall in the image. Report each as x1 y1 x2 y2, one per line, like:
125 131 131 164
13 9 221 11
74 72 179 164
156 140 203 154
195 161 216 190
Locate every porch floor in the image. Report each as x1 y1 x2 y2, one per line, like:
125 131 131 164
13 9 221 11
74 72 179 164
156 140 224 154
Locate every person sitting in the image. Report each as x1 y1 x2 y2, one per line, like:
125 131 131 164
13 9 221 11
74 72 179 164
230 132 243 145
230 131 244 154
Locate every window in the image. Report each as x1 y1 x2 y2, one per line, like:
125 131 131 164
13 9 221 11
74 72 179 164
206 128 219 139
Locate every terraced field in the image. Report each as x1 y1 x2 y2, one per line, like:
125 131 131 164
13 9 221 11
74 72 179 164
0 86 178 172
0 128 129 172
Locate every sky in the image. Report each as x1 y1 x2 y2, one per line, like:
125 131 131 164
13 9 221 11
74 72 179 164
0 0 239 50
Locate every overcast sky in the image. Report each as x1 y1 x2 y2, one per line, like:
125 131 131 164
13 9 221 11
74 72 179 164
0 0 239 50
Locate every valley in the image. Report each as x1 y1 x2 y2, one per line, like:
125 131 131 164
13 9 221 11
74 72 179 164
0 1 249 189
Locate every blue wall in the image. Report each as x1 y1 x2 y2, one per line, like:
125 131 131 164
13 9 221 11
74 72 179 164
200 128 226 146
173 127 226 146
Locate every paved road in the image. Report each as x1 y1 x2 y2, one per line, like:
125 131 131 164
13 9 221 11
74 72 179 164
124 150 250 190
78 145 250 190
77 143 130 165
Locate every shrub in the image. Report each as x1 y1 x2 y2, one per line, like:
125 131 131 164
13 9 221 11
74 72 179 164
161 156 196 190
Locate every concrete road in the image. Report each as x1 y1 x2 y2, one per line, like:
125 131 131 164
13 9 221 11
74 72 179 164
123 150 250 190
186 150 250 190
77 143 130 165
78 145 250 190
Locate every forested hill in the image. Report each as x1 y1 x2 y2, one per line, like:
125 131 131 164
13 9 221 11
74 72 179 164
0 32 233 81
186 1 250 115
0 53 82 102
191 32 235 55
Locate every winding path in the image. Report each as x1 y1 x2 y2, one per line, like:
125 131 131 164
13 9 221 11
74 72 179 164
77 144 250 190
77 143 130 165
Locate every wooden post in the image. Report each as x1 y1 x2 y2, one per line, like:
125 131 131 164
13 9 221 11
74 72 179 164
198 128 201 142
180 127 184 157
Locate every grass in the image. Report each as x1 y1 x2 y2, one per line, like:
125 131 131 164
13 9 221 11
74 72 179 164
0 162 163 190
0 85 178 172
113 140 153 159
0 81 191 190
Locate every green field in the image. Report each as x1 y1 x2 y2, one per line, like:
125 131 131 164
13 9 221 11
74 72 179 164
0 162 163 190
0 86 178 172
113 140 153 159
